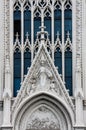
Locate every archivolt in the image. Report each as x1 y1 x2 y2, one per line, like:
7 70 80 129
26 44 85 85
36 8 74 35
13 92 74 130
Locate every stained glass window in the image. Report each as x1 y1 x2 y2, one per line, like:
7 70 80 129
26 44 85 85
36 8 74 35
54 5 62 41
14 6 21 41
65 48 72 96
24 7 31 41
24 49 31 75
14 50 21 97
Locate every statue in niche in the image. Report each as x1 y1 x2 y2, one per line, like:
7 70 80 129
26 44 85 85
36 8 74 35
49 80 61 96
27 78 36 95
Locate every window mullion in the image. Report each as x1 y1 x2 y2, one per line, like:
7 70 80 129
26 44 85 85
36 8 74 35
21 4 24 82
31 5 34 62
51 4 54 62
62 3 65 83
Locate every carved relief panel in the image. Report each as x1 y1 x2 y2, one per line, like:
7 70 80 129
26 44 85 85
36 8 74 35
26 106 60 130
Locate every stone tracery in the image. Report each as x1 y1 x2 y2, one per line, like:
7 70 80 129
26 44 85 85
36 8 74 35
13 0 73 96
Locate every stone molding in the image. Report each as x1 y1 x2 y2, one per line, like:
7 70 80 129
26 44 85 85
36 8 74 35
13 96 73 130
12 43 74 114
76 0 82 72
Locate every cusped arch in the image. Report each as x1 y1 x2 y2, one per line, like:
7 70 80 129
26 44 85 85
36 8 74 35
13 92 74 130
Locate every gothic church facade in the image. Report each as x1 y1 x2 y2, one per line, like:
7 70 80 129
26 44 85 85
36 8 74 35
0 0 86 130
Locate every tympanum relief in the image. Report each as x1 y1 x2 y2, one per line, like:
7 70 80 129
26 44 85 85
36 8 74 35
26 106 60 130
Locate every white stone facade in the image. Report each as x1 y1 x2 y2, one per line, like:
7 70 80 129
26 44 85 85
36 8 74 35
0 0 86 130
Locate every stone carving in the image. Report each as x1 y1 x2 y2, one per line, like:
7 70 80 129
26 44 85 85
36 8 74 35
26 78 37 95
27 118 60 130
49 80 61 96
12 44 74 116
26 54 62 96
26 106 60 130
76 0 82 71
38 54 52 88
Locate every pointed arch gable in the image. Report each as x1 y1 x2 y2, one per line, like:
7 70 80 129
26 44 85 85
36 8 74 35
13 92 74 130
12 43 75 130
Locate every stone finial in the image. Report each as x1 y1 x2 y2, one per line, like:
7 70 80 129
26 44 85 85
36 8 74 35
26 32 29 40
67 31 70 39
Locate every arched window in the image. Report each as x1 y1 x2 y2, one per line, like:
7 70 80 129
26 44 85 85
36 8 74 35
13 2 21 97
54 2 62 41
13 0 73 97
65 48 72 96
64 1 72 95
14 49 21 97
14 3 21 41
24 3 31 41
54 0 72 95
34 8 41 41
64 1 72 41
44 8 51 41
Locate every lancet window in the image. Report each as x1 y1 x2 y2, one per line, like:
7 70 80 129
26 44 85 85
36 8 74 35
13 0 72 96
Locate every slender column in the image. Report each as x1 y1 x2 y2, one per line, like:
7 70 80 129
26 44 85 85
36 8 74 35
74 0 85 129
72 0 76 96
21 4 24 81
10 0 13 96
62 3 65 82
0 0 4 100
2 56 12 128
31 3 34 62
51 3 54 62
82 0 86 98
74 69 85 130
2 0 12 128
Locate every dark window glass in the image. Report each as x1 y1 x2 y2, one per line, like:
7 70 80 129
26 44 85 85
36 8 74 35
54 5 62 41
54 48 62 74
24 8 31 41
64 5 72 41
14 50 21 97
65 48 72 96
24 49 31 75
14 7 21 41
34 16 41 41
44 13 51 40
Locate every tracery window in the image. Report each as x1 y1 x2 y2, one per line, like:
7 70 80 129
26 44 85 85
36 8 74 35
44 8 51 40
24 2 31 41
14 2 21 41
14 49 21 97
13 0 72 97
54 1 62 41
34 8 41 41
64 1 72 41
